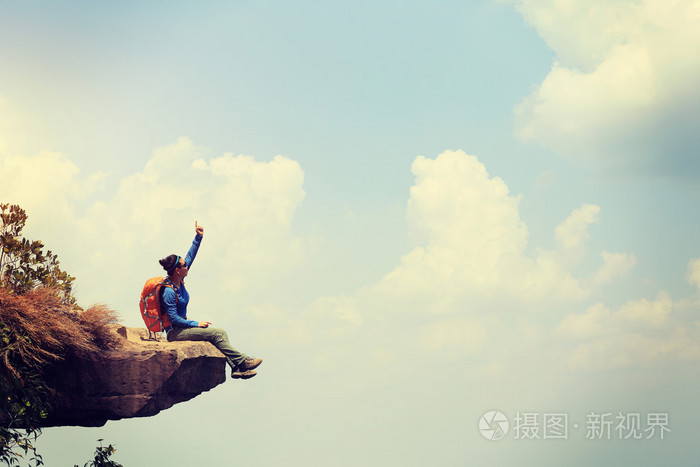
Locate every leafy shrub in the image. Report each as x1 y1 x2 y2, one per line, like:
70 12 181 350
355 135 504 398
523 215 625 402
0 204 75 304
1 204 121 466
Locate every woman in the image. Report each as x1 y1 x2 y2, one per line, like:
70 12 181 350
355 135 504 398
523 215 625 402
159 221 262 380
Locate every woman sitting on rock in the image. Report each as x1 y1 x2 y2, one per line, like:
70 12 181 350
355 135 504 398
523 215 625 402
159 221 262 380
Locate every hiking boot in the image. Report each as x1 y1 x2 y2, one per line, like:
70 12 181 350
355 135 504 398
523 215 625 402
238 357 263 371
231 369 257 380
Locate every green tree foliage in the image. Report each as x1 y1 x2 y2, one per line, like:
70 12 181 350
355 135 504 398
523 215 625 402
1 204 122 466
75 440 123 467
0 204 57 466
0 204 75 304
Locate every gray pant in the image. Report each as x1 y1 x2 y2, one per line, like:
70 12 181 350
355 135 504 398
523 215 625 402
167 326 247 370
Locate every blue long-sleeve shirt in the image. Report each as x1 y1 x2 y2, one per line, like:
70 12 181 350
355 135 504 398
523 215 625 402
162 234 202 331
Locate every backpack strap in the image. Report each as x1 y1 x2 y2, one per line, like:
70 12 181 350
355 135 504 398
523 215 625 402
157 277 178 315
155 278 178 342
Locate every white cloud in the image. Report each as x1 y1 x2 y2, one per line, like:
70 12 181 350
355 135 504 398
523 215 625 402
511 0 700 174
554 203 600 262
0 138 306 320
271 149 700 377
0 150 104 233
3 143 695 377
371 150 624 308
263 149 648 376
589 251 637 287
556 291 700 369
687 258 700 291
557 303 613 339
510 0 647 70
613 292 672 327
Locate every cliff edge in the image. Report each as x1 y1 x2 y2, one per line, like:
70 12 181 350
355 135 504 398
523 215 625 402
40 325 226 427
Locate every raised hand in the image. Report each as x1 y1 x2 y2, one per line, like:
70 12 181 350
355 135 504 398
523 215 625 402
195 220 204 236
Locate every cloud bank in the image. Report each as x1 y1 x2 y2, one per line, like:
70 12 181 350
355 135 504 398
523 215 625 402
1 143 697 378
371 150 632 308
511 0 700 176
266 150 696 379
0 137 306 317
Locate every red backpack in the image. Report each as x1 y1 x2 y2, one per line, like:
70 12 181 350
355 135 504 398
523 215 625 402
139 277 175 339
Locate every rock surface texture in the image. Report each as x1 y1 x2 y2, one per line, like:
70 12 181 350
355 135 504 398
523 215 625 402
42 325 226 427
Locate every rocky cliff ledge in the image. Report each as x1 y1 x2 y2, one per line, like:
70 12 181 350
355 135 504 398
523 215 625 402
41 325 226 427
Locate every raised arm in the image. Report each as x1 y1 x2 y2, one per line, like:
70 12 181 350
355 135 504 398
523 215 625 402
184 220 204 268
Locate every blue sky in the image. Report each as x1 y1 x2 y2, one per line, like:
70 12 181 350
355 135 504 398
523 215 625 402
2 1 700 465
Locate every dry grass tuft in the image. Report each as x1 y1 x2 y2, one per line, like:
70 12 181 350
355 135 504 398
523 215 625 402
78 303 122 349
0 286 121 378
